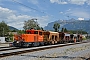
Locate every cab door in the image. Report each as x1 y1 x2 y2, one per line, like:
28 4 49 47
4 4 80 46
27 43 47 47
38 31 43 42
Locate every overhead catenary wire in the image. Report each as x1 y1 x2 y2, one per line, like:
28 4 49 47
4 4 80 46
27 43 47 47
12 0 46 14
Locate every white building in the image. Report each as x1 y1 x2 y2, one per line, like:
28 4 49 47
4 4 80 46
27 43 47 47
0 37 6 43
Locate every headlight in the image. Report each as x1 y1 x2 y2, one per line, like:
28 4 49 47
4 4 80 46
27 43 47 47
17 41 19 43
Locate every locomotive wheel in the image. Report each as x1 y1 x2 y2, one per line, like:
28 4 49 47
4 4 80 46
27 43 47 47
39 42 44 46
60 41 63 43
33 42 39 46
52 41 55 44
55 41 57 44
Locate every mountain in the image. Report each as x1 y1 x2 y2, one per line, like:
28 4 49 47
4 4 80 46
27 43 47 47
9 26 18 31
44 20 90 33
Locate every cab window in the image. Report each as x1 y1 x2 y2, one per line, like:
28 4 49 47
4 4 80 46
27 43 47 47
34 31 38 34
39 32 42 35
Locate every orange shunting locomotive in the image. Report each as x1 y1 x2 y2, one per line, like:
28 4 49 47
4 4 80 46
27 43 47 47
13 29 44 47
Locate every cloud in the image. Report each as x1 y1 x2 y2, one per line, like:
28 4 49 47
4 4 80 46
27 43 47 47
50 0 67 4
78 18 84 20
0 6 50 30
68 0 86 5
65 8 90 19
50 0 90 5
67 9 71 11
60 12 63 14
86 0 90 5
35 15 50 27
0 7 16 20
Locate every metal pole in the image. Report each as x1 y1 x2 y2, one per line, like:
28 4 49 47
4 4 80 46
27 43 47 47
2 27 4 37
33 18 37 30
36 19 37 30
63 28 64 33
67 16 69 20
3 28 4 37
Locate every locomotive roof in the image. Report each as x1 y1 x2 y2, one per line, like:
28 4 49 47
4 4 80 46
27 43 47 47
64 33 70 36
26 29 43 32
48 31 59 33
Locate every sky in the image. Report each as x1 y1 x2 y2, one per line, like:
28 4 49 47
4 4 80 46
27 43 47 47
0 0 90 30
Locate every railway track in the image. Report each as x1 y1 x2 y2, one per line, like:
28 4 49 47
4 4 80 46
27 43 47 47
0 47 10 48
0 47 22 51
86 58 90 60
0 42 88 58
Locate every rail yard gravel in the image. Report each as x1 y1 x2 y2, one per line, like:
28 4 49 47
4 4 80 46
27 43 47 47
0 44 9 47
0 42 90 60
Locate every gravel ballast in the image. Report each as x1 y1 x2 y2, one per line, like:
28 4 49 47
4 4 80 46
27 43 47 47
0 42 90 60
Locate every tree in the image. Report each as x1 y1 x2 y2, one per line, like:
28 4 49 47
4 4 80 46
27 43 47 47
61 28 68 32
17 30 25 34
61 28 64 32
64 28 68 32
0 21 9 37
40 27 44 30
68 30 87 34
23 19 41 30
53 22 60 32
